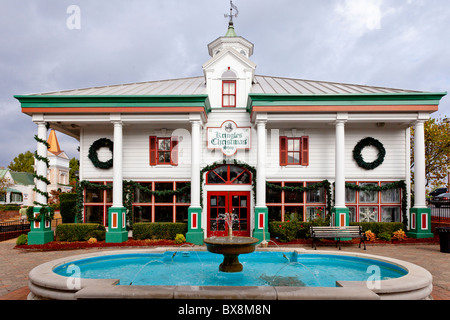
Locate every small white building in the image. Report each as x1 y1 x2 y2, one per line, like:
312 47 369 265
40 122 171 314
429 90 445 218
15 18 446 243
0 169 34 207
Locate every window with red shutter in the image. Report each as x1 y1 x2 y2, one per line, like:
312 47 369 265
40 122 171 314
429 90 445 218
279 136 309 166
150 136 179 166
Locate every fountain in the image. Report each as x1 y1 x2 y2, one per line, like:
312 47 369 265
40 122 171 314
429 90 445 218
203 212 259 272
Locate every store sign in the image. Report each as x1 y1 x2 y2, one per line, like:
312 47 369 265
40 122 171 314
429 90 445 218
207 120 251 156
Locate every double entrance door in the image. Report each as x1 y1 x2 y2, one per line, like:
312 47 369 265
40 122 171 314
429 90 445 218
207 191 250 237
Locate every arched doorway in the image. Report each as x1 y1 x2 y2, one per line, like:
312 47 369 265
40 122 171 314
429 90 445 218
206 164 252 237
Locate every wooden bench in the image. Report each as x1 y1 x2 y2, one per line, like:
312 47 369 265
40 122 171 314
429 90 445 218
310 226 366 250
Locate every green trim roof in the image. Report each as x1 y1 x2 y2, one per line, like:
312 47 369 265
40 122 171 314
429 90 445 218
10 172 35 186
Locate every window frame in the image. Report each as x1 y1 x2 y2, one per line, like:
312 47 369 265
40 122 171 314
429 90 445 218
83 181 191 226
131 181 190 224
266 181 326 222
279 136 309 166
206 165 251 185
149 136 178 166
222 80 236 108
345 181 402 223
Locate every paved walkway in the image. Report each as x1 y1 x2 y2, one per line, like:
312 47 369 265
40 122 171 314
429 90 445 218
0 239 449 300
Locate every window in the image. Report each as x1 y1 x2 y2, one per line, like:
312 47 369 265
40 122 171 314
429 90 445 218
84 181 112 225
279 136 309 166
345 181 402 222
83 181 190 226
132 181 190 224
206 165 251 185
359 183 378 203
266 181 326 222
10 192 23 203
149 136 178 166
222 80 236 107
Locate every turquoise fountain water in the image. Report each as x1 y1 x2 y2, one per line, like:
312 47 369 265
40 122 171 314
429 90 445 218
53 251 407 287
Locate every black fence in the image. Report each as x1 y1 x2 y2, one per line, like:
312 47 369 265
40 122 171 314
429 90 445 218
430 205 450 222
0 221 30 241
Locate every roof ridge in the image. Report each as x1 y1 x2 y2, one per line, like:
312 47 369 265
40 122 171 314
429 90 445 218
254 74 422 93
32 76 205 96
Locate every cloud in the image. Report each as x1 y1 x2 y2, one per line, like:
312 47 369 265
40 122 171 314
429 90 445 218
335 0 383 32
0 0 449 167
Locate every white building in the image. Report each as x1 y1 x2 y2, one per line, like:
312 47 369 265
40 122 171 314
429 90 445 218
46 129 72 194
15 18 446 243
0 169 34 207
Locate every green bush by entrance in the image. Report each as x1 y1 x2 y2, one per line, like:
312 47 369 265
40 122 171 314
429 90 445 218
269 221 404 242
133 222 187 240
55 223 106 242
59 193 77 223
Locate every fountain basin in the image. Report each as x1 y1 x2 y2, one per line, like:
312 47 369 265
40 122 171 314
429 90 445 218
204 236 259 272
27 248 434 300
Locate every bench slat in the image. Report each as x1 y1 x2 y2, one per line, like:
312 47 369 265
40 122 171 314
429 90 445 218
310 225 366 250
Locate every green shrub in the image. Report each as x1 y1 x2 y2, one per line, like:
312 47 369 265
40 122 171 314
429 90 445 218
174 234 186 244
55 223 106 242
0 204 21 211
59 193 77 223
269 221 404 242
269 221 324 242
16 234 27 245
350 222 403 237
378 232 391 241
132 222 187 240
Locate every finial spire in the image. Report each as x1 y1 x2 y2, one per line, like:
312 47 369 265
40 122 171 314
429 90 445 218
224 1 238 25
224 1 239 37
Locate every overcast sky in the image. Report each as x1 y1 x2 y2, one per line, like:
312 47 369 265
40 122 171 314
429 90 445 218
1 0 449 167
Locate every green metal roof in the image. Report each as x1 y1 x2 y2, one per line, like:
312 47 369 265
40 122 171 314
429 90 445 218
10 172 35 186
225 22 238 37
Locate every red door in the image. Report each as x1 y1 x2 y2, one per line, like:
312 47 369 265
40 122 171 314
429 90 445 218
207 191 250 237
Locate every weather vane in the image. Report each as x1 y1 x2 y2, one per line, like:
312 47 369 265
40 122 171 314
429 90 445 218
224 0 239 23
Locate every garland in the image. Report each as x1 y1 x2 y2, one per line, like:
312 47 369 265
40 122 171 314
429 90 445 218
26 205 55 223
88 138 114 169
29 132 54 222
353 137 386 170
33 133 50 207
199 159 257 208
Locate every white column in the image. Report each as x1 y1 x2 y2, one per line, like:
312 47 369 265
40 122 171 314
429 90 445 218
190 120 201 207
112 120 123 208
35 121 48 207
413 120 427 208
256 119 267 207
335 120 346 208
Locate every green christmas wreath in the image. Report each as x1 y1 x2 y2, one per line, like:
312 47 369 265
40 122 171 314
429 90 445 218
352 137 386 170
88 138 114 169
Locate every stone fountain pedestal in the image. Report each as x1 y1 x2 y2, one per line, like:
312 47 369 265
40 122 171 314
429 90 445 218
204 236 259 273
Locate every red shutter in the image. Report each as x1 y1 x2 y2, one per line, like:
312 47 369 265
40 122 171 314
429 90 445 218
149 136 157 165
171 136 179 166
279 136 287 166
301 136 309 166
